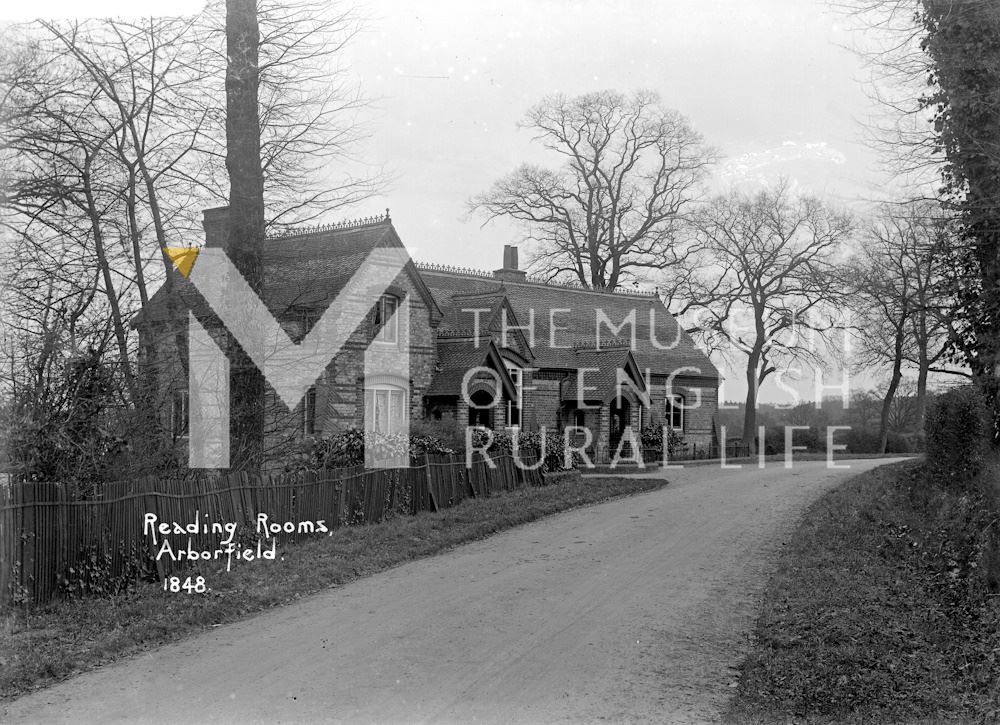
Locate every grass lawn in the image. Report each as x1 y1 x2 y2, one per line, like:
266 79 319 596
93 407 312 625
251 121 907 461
726 458 1000 725
0 473 668 701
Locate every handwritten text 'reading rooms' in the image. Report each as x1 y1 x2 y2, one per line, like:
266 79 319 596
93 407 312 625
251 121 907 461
143 512 330 572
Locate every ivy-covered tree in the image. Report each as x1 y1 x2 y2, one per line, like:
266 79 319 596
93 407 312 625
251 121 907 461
918 1 1000 443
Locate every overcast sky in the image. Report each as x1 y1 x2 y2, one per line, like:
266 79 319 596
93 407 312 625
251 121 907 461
7 0 892 404
342 0 887 405
341 0 883 265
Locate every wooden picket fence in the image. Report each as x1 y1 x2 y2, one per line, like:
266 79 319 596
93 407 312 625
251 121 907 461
0 453 543 610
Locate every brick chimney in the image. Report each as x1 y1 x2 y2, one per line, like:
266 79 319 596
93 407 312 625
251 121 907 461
202 206 230 248
493 244 527 282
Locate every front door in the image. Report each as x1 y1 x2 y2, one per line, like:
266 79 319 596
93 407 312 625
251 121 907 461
609 397 632 454
468 390 493 428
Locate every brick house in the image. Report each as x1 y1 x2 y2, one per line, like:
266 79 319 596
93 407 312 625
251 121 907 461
134 208 720 465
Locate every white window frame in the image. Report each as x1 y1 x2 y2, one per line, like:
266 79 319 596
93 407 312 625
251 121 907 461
374 294 399 344
504 364 522 431
365 384 407 435
666 393 685 431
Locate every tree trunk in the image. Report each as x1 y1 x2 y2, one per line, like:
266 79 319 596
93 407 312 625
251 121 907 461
879 333 906 454
82 161 137 405
742 347 761 453
915 345 929 435
225 0 266 472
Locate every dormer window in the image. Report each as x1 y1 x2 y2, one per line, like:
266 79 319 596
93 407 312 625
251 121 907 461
374 294 399 344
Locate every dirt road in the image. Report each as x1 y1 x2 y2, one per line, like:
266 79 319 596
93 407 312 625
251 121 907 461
1 459 902 724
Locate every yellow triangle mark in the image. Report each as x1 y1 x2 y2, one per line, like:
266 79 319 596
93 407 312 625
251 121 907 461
163 247 199 278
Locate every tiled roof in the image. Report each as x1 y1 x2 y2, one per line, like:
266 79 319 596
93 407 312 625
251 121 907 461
426 337 516 398
559 348 649 403
133 219 441 326
419 270 719 380
437 292 535 362
134 213 718 385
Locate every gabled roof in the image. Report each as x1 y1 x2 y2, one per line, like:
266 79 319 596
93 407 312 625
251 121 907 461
419 269 719 380
438 290 534 361
133 209 718 385
133 217 442 328
560 346 650 405
426 336 517 399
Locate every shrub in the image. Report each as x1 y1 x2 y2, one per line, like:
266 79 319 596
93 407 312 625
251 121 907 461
286 428 456 471
639 423 686 457
761 425 826 454
287 424 581 473
925 385 991 481
468 427 577 472
408 418 467 453
57 541 156 599
839 427 923 455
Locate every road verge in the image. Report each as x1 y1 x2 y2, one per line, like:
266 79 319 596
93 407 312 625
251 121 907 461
726 457 1000 723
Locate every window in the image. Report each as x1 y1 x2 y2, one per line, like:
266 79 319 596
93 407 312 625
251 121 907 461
170 390 189 438
302 386 317 435
373 294 399 344
505 365 522 429
365 385 407 434
666 393 685 430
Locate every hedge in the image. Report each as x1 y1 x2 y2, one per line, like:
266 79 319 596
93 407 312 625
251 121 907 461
925 385 991 482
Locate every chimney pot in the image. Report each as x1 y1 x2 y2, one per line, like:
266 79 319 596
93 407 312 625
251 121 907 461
494 244 527 282
503 244 518 271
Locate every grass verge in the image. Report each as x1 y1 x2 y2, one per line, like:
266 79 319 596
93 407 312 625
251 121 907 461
726 458 1000 724
0 473 667 701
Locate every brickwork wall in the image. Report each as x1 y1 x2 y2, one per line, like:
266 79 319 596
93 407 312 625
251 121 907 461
139 268 438 469
528 376 563 432
140 270 720 469
646 374 718 449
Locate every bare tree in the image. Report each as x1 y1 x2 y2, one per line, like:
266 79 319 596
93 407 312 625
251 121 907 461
1 2 381 479
198 0 384 230
686 180 853 452
833 0 940 184
847 387 882 430
846 208 915 452
838 1 1000 441
470 90 716 291
1 17 213 477
885 377 920 433
845 201 963 450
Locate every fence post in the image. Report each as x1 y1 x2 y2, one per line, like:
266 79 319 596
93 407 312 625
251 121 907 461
424 453 438 512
